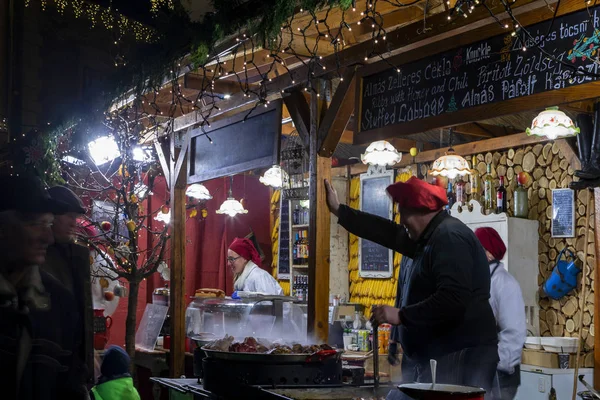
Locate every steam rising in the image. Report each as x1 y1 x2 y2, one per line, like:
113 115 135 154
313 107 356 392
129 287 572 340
187 299 319 344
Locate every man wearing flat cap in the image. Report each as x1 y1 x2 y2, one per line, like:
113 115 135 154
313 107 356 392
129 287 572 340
0 175 88 399
475 227 526 400
325 177 499 396
42 186 94 390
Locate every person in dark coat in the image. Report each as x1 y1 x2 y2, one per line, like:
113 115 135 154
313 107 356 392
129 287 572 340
0 175 89 399
42 185 93 387
324 176 499 396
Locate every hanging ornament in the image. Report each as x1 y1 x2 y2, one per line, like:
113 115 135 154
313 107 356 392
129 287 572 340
527 107 579 140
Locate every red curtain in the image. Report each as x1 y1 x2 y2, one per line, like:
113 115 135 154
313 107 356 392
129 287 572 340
146 173 273 301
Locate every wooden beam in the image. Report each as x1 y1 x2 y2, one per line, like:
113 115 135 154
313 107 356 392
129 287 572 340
183 73 243 97
389 138 435 152
354 80 600 145
283 91 311 150
349 132 548 174
154 139 171 189
350 6 424 40
173 128 191 184
318 67 357 157
169 131 187 378
308 80 330 342
594 188 600 389
170 0 548 133
453 123 521 138
281 32 339 57
560 100 596 115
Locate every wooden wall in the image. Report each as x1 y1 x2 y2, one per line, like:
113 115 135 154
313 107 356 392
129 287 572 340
348 142 595 356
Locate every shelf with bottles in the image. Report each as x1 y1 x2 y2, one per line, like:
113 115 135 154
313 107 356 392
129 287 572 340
292 230 309 265
292 224 309 229
291 200 309 226
443 156 528 219
291 272 309 301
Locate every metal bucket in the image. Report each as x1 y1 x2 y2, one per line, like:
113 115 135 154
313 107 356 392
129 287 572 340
541 248 580 300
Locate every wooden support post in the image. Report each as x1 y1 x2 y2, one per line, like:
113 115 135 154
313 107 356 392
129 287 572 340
308 80 331 342
317 67 357 157
594 188 600 388
283 91 311 151
169 129 188 378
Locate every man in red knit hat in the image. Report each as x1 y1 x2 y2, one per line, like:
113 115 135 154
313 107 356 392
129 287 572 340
324 177 498 398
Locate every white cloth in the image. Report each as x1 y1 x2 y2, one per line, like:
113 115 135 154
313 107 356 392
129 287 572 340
234 261 283 295
489 261 526 374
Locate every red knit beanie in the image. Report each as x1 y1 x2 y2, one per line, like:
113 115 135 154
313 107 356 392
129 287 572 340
475 227 507 260
229 237 261 265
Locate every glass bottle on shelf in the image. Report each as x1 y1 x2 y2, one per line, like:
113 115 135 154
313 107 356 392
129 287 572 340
305 230 310 263
293 232 300 264
483 163 494 214
446 180 455 211
514 182 529 218
293 205 300 225
496 176 507 214
456 178 466 206
470 155 480 203
353 311 363 330
302 230 309 264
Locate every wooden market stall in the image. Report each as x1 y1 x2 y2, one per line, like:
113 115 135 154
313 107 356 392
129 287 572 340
108 0 600 397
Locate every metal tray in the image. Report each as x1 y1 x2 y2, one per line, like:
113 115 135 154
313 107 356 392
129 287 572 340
201 347 343 363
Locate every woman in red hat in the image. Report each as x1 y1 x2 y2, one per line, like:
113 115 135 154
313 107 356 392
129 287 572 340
324 177 498 398
228 237 283 295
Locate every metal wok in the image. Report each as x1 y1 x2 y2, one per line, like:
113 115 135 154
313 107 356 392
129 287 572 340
201 346 343 363
397 383 485 400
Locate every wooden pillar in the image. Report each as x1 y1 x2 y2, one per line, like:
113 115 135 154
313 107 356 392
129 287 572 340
594 188 600 388
169 130 188 377
307 80 331 341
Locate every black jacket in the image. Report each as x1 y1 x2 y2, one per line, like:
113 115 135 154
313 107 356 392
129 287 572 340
0 269 87 400
43 242 93 384
338 206 498 362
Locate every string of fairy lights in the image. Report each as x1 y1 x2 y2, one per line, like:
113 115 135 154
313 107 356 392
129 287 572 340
13 0 600 175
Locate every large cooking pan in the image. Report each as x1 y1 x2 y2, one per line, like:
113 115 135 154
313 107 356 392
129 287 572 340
397 383 485 400
201 347 343 363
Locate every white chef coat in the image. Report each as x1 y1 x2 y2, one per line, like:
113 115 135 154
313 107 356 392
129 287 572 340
489 261 526 374
234 261 283 295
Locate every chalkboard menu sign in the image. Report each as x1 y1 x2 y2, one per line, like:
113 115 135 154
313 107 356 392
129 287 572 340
277 198 291 279
359 169 394 278
188 101 281 183
552 188 575 238
359 6 600 133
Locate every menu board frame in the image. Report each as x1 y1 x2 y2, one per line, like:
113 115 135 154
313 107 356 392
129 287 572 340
551 188 575 238
359 168 395 278
277 197 291 280
354 6 600 142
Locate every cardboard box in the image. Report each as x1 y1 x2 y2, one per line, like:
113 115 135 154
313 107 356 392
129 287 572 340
521 349 593 369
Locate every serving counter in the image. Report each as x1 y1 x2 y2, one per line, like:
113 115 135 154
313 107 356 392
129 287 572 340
151 377 393 400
